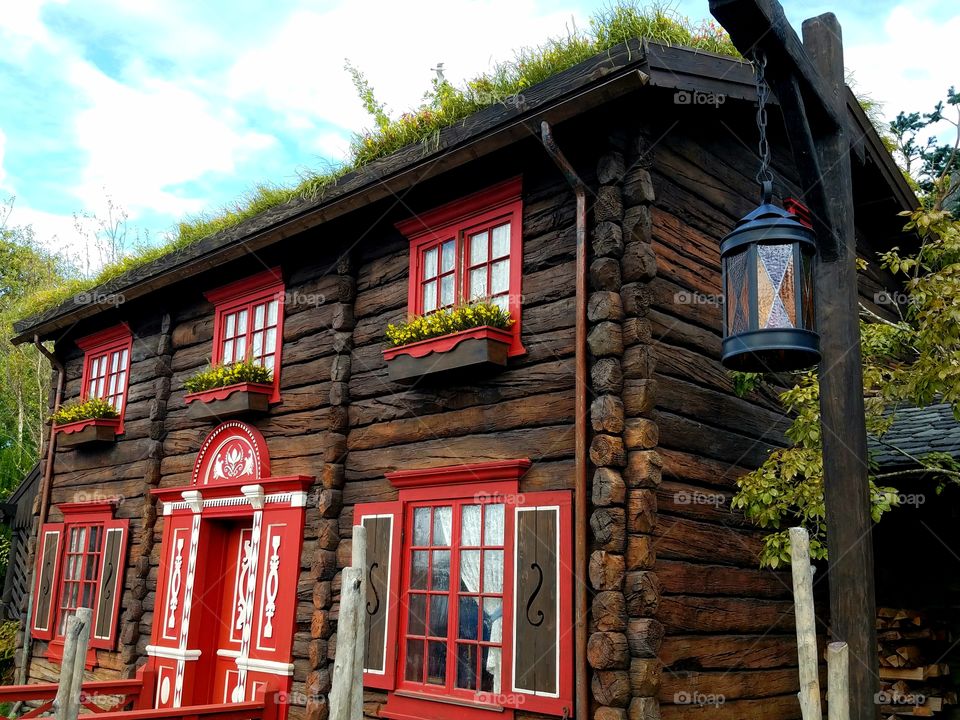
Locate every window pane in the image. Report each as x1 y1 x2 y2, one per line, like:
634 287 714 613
237 310 248 335
484 504 504 545
89 526 102 552
491 295 509 313
491 223 510 259
120 349 128 370
433 507 452 546
441 240 455 273
422 280 437 313
410 551 428 590
429 594 448 637
427 641 447 685
235 337 247 362
405 639 424 682
263 354 275 371
482 597 502 641
223 339 235 364
460 550 480 593
469 268 487 300
254 304 266 331
461 505 481 546
264 328 276 355
469 232 488 265
431 550 450 591
483 550 503 593
407 593 426 636
252 331 263 359
225 313 236 337
413 508 431 546
111 351 121 373
458 596 479 640
456 644 478 690
440 275 454 307
481 646 500 692
491 259 510 295
268 299 279 325
423 247 438 279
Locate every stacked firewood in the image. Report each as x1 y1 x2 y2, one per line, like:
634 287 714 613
877 607 955 717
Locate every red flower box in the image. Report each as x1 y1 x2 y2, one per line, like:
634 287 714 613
184 381 273 420
382 326 513 383
55 417 122 447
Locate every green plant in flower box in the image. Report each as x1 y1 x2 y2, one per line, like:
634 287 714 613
184 361 273 394
385 302 513 347
50 397 119 426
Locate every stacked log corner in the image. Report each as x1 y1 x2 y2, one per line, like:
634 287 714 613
588 133 662 720
307 255 357 720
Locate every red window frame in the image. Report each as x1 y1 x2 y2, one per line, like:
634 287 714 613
361 460 573 720
33 501 130 666
77 324 133 434
205 267 285 403
397 177 525 357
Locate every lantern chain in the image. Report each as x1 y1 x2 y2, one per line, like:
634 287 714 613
752 50 774 192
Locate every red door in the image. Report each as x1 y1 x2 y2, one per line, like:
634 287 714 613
211 520 255 703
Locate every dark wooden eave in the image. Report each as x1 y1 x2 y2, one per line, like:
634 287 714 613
13 40 915 344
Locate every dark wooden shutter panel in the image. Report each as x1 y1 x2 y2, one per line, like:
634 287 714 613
91 519 129 649
510 491 573 716
31 523 64 640
355 501 402 690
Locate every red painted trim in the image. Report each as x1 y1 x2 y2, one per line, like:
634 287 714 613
45 641 98 670
386 459 531 490
396 177 521 237
383 693 514 720
56 499 120 518
382 325 513 361
785 197 813 228
183 382 274 405
53 416 122 436
207 268 285 404
77 324 133 434
151 475 314 504
190 420 271 486
397 178 525 357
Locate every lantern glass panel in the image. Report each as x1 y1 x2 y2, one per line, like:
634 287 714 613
725 248 751 335
801 250 815 331
756 244 795 329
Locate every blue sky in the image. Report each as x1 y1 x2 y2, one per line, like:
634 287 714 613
1 0 957 265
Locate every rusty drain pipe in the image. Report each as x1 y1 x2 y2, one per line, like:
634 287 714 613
17 335 65 686
539 120 588 720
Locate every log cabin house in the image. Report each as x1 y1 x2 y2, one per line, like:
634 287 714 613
8 38 916 720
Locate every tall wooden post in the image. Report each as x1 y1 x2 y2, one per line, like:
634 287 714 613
708 2 879 718
803 16 879 720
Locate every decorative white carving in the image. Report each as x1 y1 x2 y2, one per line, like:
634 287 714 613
214 445 255 481
231 509 263 704
241 484 266 510
263 535 281 638
159 676 171 705
166 538 185 628
234 539 255 632
173 512 202 708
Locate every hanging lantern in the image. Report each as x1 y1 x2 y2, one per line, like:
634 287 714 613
720 182 819 371
720 50 820 373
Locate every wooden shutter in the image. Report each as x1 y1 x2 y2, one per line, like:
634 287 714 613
31 523 64 640
509 491 573 716
92 518 130 649
355 502 402 690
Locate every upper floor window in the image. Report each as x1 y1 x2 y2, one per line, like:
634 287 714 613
31 501 130 663
205 268 285 403
77 324 133 430
397 177 524 356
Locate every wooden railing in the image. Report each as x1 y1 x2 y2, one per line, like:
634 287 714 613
0 676 147 718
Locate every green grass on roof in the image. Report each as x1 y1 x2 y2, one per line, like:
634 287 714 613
20 2 739 320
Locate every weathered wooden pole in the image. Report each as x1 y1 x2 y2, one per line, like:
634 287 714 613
789 527 822 720
53 607 92 720
708 3 879 718
803 15 879 720
828 642 852 720
329 525 367 720
350 525 367 720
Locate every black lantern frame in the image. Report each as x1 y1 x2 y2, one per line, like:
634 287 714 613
720 183 820 372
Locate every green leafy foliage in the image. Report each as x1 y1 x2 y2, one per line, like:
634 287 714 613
183 361 274 394
50 397 119 426
733 89 960 566
20 2 740 320
386 303 513 347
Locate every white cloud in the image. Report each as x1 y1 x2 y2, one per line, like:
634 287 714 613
845 3 960 139
0 0 67 58
226 0 585 133
67 59 277 219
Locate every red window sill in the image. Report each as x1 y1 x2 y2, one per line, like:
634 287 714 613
183 381 275 404
382 325 514 361
54 417 122 435
382 690 513 720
